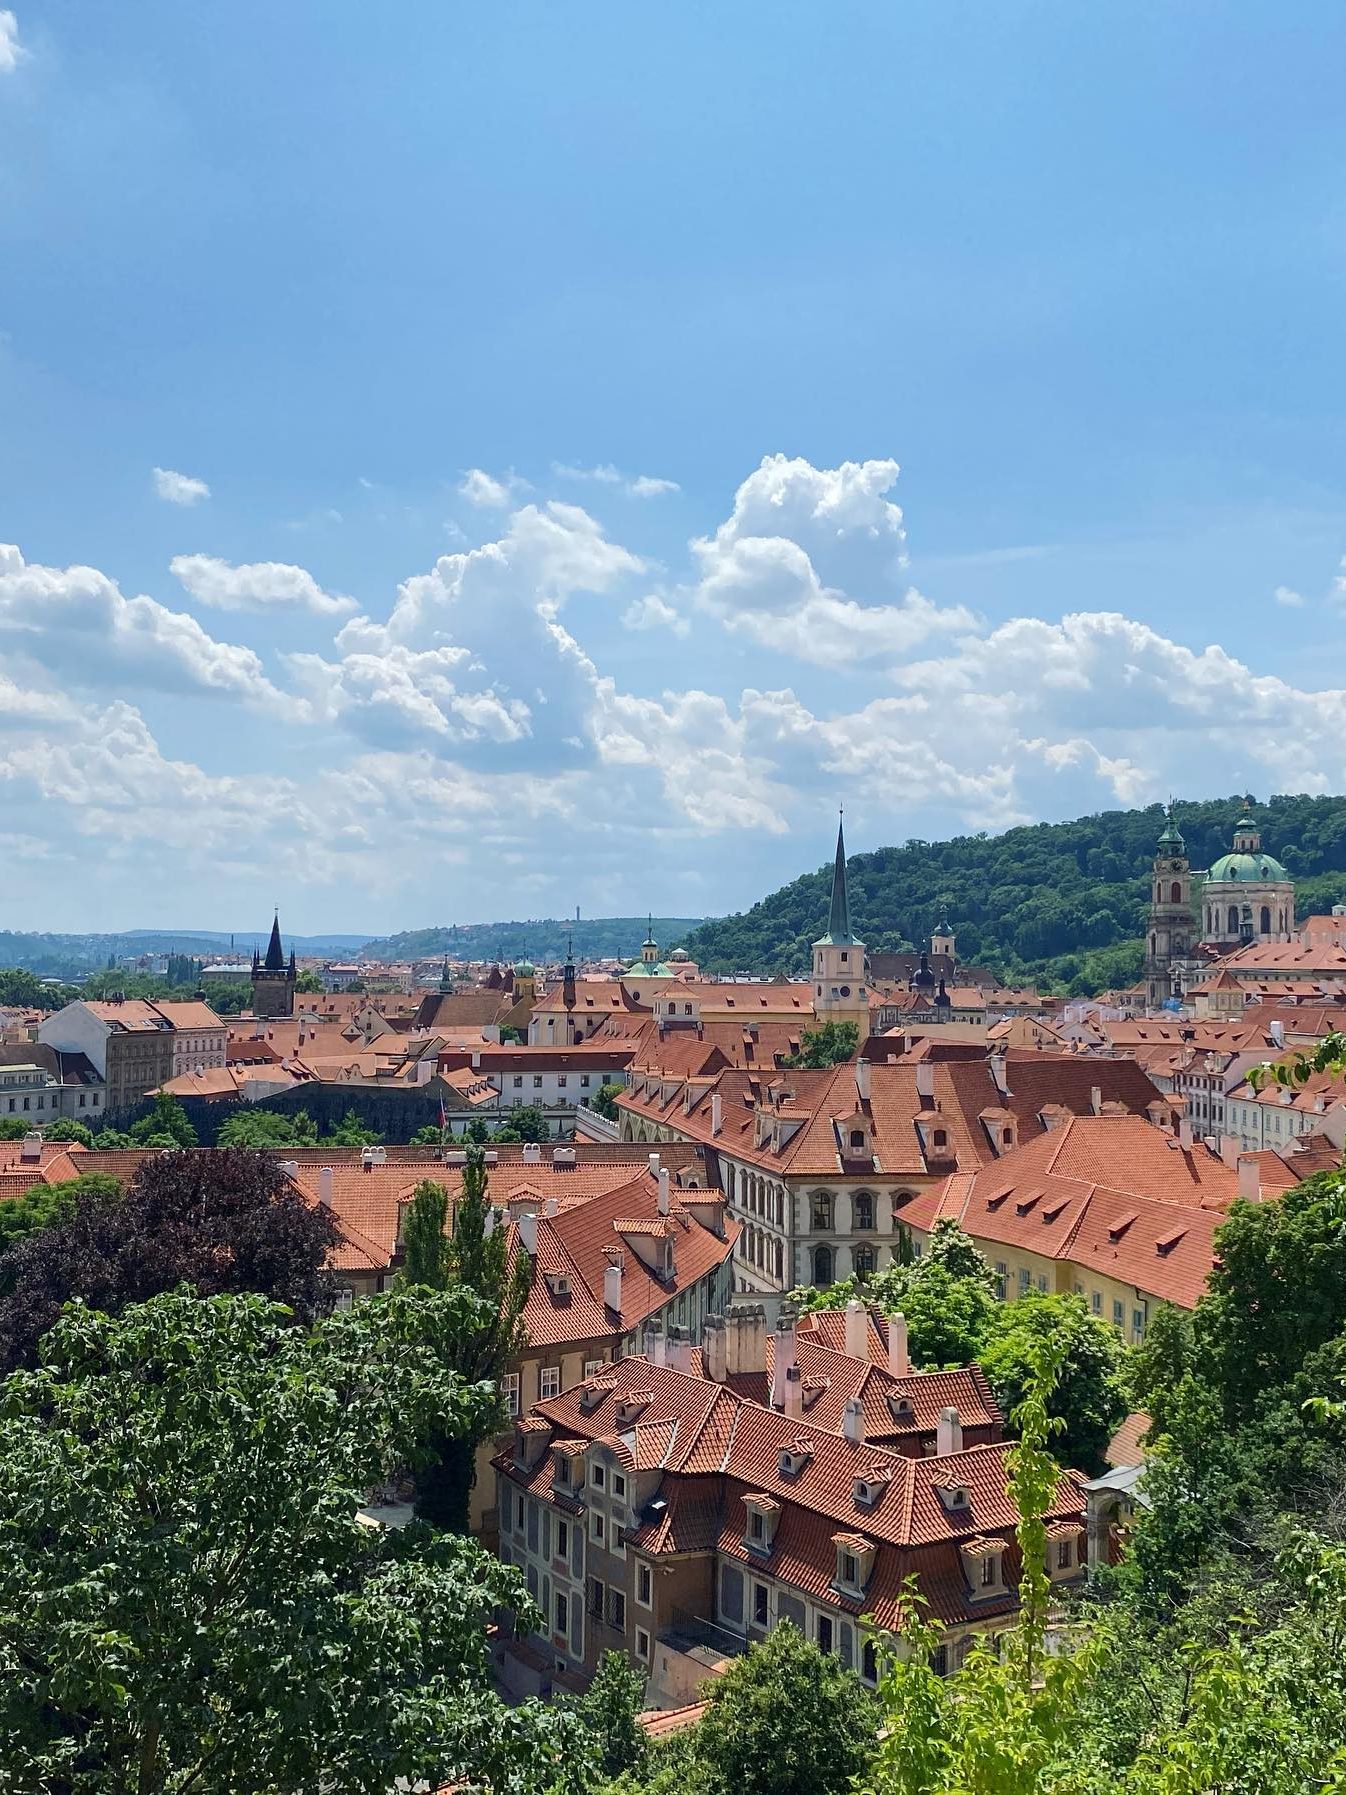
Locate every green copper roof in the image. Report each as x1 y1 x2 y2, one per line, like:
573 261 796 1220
1156 804 1185 850
1206 851 1290 883
814 817 857 947
513 960 535 977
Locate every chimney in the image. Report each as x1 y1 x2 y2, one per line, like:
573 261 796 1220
1219 1133 1240 1168
1090 1085 1103 1116
703 1314 728 1383
1237 1154 1261 1201
1178 1116 1194 1149
667 1328 695 1375
844 1297 867 1362
647 1319 666 1368
937 1406 963 1456
855 1058 871 1102
648 1152 661 1176
657 1167 670 1215
843 1397 864 1443
915 1061 935 1101
888 1310 911 1378
543 1196 559 1218
771 1316 797 1408
711 1093 723 1136
517 1210 538 1256
1269 1018 1285 1049
318 1166 334 1207
990 1051 1010 1096
604 1252 623 1314
784 1363 803 1420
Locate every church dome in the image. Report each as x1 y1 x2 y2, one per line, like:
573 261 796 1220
513 960 535 977
1206 851 1289 883
669 947 690 963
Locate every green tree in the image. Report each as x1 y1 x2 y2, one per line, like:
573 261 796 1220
0 1173 123 1261
416 1146 532 1532
215 1107 318 1148
409 1122 445 1145
0 1118 31 1142
563 1649 649 1782
128 1091 198 1148
501 1104 549 1143
977 1291 1127 1475
40 1118 94 1146
0 1286 589 1794
327 1108 382 1146
783 1020 860 1069
92 1127 133 1148
295 968 324 993
592 1081 625 1122
464 1117 491 1143
399 1179 452 1289
694 1623 878 1795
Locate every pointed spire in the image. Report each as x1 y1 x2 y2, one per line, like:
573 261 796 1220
822 812 856 946
264 911 286 972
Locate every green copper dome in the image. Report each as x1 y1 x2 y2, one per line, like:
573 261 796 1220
1206 851 1289 883
1156 805 1185 851
513 960 535 977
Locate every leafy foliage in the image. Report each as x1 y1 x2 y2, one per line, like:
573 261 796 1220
0 1286 589 1795
362 916 704 963
326 1107 383 1146
562 1650 650 1782
39 1118 94 1146
127 1090 198 1148
592 1081 625 1122
0 1174 122 1261
0 1148 341 1372
691 1622 879 1795
783 1020 859 1068
215 1106 319 1148
683 792 1346 993
399 1179 453 1289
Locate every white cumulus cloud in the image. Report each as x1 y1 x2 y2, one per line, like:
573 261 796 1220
458 467 527 508
152 466 210 506
170 554 356 617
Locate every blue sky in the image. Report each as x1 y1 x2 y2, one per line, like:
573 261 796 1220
3 2 1346 934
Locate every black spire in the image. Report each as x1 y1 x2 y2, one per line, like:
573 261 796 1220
264 911 286 972
819 812 856 946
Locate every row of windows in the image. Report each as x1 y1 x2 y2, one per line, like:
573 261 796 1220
4 1091 101 1112
511 1073 595 1088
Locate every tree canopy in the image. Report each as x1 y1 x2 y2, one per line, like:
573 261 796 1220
0 1148 340 1372
783 1020 859 1069
0 1286 588 1794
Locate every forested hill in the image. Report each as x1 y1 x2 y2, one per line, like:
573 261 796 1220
361 916 703 964
683 794 1346 995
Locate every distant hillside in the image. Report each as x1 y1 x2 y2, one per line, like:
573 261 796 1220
682 794 1346 996
0 929 370 981
360 917 704 965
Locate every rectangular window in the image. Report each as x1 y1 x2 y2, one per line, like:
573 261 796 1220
636 1626 651 1659
539 1366 561 1401
516 1493 524 1532
608 1588 626 1631
513 1075 523 1088
542 1509 551 1561
753 1583 769 1628
590 1512 605 1546
817 1613 834 1653
1090 1291 1103 1316
637 1562 652 1607
1036 1273 1048 1293
591 1463 606 1490
1056 1538 1073 1570
980 1555 998 1588
557 1520 569 1561
533 1075 543 1089
862 1638 878 1683
1133 1309 1146 1339
557 1075 567 1088
502 1372 520 1417
581 1075 591 1088
842 1553 858 1586
749 1510 764 1541
994 1261 1007 1300
1112 1298 1125 1327
584 1359 606 1377
1017 1267 1030 1295
612 1471 627 1500
555 1590 568 1636
587 1576 604 1617
527 1501 539 1555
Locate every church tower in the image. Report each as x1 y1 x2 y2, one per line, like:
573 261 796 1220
251 912 297 1019
812 816 870 1034
1144 808 1194 1009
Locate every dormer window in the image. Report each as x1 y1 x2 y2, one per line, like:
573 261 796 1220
831 1533 875 1593
934 1480 971 1514
885 1394 916 1424
853 1465 893 1508
932 1129 947 1148
1046 1521 1084 1579
743 1493 780 1555
849 1129 865 1150
779 1439 815 1478
960 1535 1007 1597
544 1272 571 1299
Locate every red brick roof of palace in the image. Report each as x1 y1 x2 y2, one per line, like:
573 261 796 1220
501 1354 1083 1631
617 1052 1168 1179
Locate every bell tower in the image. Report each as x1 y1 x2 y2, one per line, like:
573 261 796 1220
812 815 869 1034
1144 807 1194 1010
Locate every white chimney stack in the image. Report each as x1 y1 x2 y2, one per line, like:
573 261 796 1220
1090 1085 1103 1116
648 1152 661 1176
704 1315 728 1383
647 1320 666 1367
784 1364 803 1420
1179 1116 1194 1149
657 1167 670 1215
667 1329 695 1375
318 1166 334 1207
937 1406 963 1457
517 1210 538 1256
711 1093 723 1136
604 1253 623 1313
1238 1154 1261 1202
915 1061 935 1101
844 1297 868 1362
888 1311 910 1378
543 1196 559 1218
843 1397 864 1443
771 1317 797 1408
855 1058 871 1102
1270 1018 1285 1049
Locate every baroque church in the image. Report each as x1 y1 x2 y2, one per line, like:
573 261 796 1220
1144 803 1295 1007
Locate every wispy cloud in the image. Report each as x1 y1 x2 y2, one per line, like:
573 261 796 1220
1274 584 1306 608
152 466 210 507
458 468 528 508
0 11 22 75
553 462 680 499
170 554 356 617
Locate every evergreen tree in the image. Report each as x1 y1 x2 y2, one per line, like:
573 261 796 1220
400 1179 452 1290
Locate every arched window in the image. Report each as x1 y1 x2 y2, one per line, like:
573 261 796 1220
774 1239 783 1279
853 1244 876 1278
813 1245 833 1287
932 1128 948 1148
854 1191 875 1231
1228 906 1240 935
1171 881 1182 903
1260 905 1271 935
849 1128 866 1150
811 1191 833 1232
